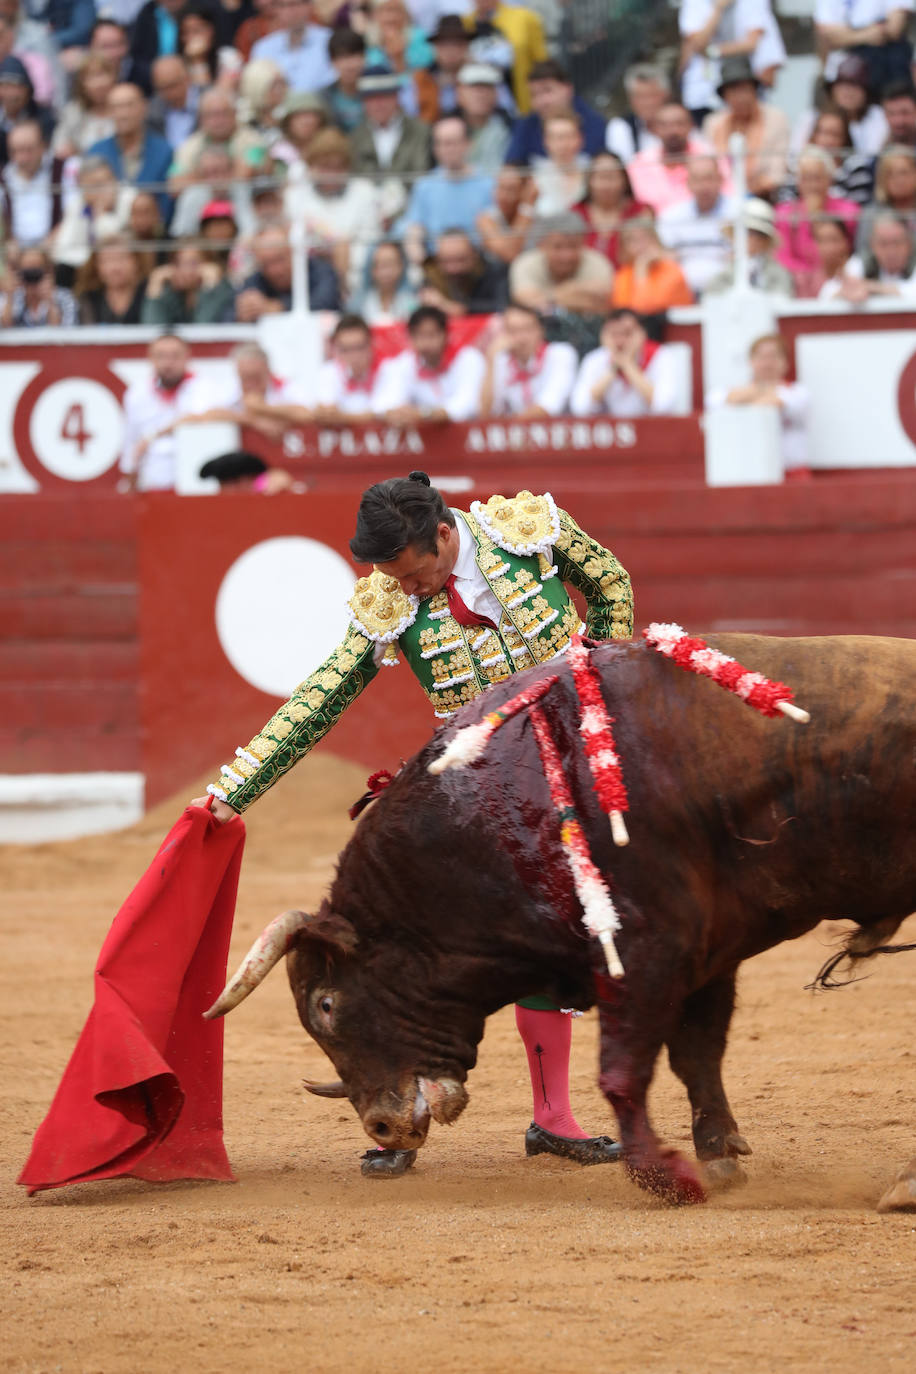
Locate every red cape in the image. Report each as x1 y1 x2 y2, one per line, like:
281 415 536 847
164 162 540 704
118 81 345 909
19 805 245 1195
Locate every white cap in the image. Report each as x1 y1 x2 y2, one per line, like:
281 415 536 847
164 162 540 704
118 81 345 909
457 62 502 86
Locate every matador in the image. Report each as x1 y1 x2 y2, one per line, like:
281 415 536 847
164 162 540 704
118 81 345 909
198 472 633 1177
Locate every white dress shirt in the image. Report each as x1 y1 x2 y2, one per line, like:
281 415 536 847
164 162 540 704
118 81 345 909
120 372 211 491
372 346 486 421
317 359 383 415
216 374 307 410
571 345 681 419
371 116 405 169
489 342 578 417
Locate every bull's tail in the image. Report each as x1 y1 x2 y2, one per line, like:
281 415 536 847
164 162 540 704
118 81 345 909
807 915 916 990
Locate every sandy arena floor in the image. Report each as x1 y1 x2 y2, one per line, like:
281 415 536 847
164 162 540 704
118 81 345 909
2 753 915 1374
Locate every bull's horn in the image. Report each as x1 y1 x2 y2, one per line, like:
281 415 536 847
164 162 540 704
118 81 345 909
204 908 309 1020
303 1079 348 1098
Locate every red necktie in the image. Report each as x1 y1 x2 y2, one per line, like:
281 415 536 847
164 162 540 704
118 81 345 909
444 574 496 630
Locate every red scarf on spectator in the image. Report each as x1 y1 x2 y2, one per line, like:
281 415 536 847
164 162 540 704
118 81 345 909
416 343 459 380
507 343 547 406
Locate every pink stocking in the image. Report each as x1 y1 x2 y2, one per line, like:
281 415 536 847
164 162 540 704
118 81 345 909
515 1005 589 1139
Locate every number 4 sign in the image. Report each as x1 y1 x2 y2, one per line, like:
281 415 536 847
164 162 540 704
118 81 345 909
28 378 124 482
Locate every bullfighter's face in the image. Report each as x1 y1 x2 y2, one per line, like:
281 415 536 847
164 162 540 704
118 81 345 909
286 909 473 1152
374 521 460 600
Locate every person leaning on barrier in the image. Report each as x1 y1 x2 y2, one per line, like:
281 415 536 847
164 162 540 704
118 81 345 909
571 308 682 419
479 301 577 418
241 314 386 427
372 302 486 425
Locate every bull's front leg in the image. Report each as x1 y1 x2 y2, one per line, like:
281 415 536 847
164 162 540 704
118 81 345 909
666 973 752 1191
596 977 706 1206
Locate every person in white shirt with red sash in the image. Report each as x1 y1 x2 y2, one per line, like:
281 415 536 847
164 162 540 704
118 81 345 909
119 334 210 491
242 315 385 430
571 308 681 419
480 301 577 418
374 304 486 425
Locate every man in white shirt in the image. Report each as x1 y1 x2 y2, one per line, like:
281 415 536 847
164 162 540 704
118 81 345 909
815 0 913 84
571 309 681 419
119 335 210 492
374 304 486 424
657 155 736 297
241 316 385 428
480 302 577 417
250 0 335 92
605 63 669 164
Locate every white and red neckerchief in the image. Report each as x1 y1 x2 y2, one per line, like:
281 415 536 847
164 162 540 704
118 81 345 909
506 343 547 407
416 342 459 387
337 356 379 393
153 370 194 400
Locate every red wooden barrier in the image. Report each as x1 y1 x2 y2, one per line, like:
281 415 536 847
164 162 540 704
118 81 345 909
4 470 916 806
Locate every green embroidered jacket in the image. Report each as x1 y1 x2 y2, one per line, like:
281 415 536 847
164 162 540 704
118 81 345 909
209 491 632 812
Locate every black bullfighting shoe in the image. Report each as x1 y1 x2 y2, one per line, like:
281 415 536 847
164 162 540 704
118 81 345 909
360 1148 418 1178
525 1123 624 1165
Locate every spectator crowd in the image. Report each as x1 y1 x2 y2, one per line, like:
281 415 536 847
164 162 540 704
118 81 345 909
2 0 916 481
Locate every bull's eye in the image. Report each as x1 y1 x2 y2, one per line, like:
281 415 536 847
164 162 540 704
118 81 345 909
320 996 333 1015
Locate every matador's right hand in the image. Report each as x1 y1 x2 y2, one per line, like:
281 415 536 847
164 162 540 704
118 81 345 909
189 795 237 824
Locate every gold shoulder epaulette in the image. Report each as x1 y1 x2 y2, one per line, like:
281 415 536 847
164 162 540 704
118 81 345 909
469 490 561 557
347 568 418 644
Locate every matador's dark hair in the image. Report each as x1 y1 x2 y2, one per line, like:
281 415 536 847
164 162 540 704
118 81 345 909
349 471 455 563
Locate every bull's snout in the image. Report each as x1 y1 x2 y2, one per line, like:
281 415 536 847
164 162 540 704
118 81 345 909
360 1077 469 1150
362 1088 429 1150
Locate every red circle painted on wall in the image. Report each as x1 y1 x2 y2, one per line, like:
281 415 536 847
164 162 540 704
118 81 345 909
13 358 127 490
895 348 916 451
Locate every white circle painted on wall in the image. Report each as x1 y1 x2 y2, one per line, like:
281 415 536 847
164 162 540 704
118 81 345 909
28 377 124 480
215 537 355 697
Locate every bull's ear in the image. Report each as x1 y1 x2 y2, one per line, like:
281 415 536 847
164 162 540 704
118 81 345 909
296 910 358 956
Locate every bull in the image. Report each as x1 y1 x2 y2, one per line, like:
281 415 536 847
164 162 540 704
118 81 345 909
207 632 916 1210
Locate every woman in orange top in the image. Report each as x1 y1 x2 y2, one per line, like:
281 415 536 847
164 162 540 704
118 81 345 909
611 216 694 313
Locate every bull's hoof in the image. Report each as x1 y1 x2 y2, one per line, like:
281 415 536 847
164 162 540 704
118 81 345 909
360 1148 417 1178
525 1123 624 1165
627 1152 707 1205
702 1156 749 1191
876 1171 916 1214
